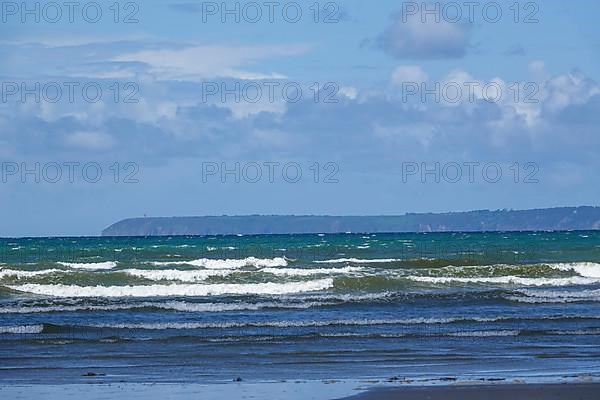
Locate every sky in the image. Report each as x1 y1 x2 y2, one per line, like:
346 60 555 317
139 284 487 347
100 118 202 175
0 0 599 237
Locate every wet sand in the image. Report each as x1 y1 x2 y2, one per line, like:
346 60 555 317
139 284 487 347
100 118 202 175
341 383 600 400
2 381 600 400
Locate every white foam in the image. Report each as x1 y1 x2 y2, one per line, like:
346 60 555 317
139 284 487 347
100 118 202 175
409 275 600 286
57 261 117 270
123 266 361 281
0 325 44 334
73 318 460 330
520 288 600 298
549 329 600 335
319 333 368 338
56 315 599 331
153 300 326 312
123 269 234 282
0 303 142 314
8 278 333 298
69 316 537 330
149 257 287 269
0 269 63 279
548 262 600 278
446 330 520 337
0 300 332 314
294 292 397 303
260 266 363 276
315 258 400 264
509 288 600 303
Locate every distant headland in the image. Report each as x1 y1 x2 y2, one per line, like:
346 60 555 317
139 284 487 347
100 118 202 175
101 206 600 236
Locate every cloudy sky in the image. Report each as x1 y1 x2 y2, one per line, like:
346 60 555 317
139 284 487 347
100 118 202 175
1 0 599 236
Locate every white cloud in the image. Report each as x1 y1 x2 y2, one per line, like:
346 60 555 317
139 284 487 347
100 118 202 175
528 60 548 82
543 71 600 112
339 86 358 100
391 65 429 85
112 44 311 81
0 33 150 48
378 13 470 59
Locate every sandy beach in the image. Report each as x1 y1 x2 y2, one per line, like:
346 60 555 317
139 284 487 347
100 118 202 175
341 383 600 400
2 381 600 400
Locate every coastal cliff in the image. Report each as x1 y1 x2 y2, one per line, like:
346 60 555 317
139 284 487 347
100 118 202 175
102 207 600 236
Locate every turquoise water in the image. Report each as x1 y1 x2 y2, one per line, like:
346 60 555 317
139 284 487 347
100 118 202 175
1 232 600 384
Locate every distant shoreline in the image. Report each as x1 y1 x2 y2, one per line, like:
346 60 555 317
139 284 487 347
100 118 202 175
3 228 600 240
102 206 600 236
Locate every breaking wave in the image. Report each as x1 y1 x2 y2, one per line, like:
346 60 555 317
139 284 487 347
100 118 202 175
0 325 44 334
148 257 288 269
315 258 401 264
7 279 334 298
57 261 117 270
408 275 600 286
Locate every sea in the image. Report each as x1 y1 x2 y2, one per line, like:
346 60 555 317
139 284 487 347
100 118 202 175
1 232 600 385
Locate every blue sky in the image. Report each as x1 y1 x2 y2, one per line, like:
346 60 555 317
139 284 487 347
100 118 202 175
1 0 599 236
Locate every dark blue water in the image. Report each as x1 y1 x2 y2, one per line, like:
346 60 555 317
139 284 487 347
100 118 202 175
1 232 600 384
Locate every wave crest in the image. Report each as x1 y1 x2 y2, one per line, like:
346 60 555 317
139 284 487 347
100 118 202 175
148 257 287 269
8 279 334 298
